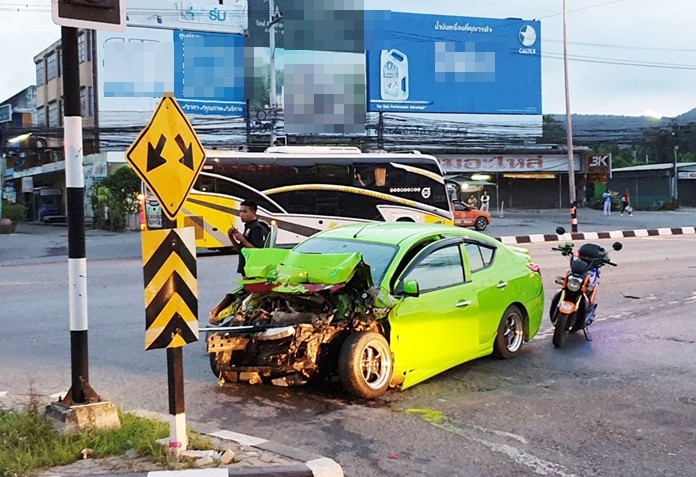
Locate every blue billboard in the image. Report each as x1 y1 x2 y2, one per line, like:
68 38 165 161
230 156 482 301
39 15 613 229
98 27 246 125
174 30 246 116
365 11 541 115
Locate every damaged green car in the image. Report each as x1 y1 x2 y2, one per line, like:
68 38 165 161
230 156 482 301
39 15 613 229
207 223 544 399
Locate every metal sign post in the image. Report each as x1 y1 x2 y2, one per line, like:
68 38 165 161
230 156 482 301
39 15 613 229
62 25 101 407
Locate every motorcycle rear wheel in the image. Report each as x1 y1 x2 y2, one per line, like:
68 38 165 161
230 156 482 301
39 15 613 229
552 312 568 348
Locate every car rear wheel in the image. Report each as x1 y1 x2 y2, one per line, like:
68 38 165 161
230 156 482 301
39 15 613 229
474 217 488 231
338 331 393 399
492 305 525 359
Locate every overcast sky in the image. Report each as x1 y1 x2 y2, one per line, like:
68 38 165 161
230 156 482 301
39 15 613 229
1 0 695 117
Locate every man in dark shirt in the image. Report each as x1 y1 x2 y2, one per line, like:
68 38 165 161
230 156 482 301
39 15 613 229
209 200 269 325
227 199 269 276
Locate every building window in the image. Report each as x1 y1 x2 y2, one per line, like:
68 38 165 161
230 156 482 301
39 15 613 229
58 49 63 77
48 101 59 127
35 60 45 86
78 33 86 63
36 106 46 127
58 99 63 126
88 86 94 116
80 87 87 116
47 53 57 81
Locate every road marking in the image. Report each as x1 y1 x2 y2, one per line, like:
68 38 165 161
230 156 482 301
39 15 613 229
406 409 577 477
472 425 528 443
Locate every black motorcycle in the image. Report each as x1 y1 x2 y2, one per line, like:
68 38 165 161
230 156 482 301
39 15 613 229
549 227 622 348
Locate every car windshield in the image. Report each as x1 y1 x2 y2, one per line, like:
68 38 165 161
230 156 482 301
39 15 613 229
293 238 397 285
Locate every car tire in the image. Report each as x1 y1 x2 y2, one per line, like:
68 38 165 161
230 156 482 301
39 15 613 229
552 312 568 348
474 217 488 231
492 305 525 359
338 331 393 399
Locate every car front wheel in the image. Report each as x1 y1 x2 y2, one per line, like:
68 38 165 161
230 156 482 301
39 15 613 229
474 217 488 231
338 331 393 399
492 305 525 359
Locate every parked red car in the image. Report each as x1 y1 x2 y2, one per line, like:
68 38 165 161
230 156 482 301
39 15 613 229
452 201 491 231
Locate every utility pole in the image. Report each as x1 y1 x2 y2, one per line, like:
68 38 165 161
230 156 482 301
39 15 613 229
269 0 277 145
562 0 578 232
673 145 679 201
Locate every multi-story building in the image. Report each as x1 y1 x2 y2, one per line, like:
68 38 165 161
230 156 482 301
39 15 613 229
6 29 99 220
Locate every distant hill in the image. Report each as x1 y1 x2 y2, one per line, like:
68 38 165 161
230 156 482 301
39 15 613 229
675 108 696 124
550 114 667 143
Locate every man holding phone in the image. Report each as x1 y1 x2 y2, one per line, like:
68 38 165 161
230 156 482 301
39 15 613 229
228 199 269 276
209 200 269 325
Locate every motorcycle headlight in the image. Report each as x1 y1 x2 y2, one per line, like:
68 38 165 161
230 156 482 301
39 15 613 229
567 276 583 292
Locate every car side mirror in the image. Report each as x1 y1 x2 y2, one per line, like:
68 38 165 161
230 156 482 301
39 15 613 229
403 280 420 297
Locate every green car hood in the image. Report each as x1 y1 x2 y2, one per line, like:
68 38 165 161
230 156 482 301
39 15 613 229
240 248 374 294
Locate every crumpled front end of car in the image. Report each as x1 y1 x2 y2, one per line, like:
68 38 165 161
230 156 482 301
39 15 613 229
207 248 395 387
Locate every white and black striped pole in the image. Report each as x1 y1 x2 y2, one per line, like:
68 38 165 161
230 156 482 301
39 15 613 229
62 26 100 405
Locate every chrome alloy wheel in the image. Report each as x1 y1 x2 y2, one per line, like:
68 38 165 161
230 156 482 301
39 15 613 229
503 311 525 353
359 338 393 390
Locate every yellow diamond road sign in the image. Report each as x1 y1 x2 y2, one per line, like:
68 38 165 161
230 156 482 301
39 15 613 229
126 95 205 220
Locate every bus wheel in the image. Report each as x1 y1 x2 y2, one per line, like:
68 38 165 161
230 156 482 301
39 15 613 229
396 217 415 222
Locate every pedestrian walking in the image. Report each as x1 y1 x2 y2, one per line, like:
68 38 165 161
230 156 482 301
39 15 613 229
602 188 612 216
620 189 633 216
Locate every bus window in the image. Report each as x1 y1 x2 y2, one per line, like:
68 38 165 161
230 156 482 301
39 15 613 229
314 163 351 184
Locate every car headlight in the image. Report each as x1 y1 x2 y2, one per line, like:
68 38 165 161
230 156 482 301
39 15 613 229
567 276 583 292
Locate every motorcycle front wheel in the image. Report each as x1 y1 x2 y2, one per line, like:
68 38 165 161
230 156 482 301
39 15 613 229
552 311 569 348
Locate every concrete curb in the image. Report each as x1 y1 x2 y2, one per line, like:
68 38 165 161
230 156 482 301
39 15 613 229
133 410 344 477
496 226 696 245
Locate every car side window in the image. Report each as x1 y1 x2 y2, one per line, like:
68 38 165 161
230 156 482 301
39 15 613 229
402 245 464 292
465 242 496 272
453 203 466 211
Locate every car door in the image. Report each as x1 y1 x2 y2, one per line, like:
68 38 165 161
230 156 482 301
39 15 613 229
388 239 481 389
453 202 475 227
463 241 512 347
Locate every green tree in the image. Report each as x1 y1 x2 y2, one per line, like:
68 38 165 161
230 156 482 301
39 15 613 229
91 166 140 231
538 115 567 144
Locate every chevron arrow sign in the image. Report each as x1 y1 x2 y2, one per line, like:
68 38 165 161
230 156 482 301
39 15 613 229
141 227 199 350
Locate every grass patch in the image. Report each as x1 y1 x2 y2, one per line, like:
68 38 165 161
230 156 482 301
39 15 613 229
0 397 213 477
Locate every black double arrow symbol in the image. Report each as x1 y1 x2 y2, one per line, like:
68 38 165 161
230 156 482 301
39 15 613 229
147 134 195 173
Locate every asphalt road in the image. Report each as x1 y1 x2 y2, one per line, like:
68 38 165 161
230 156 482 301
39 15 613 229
1 209 696 477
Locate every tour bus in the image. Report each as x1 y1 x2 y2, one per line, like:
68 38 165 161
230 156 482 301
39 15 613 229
143 146 453 248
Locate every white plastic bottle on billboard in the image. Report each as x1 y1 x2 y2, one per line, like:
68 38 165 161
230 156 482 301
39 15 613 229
380 49 409 101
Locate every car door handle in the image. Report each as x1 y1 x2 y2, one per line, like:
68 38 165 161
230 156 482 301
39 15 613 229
456 300 472 308
496 281 508 289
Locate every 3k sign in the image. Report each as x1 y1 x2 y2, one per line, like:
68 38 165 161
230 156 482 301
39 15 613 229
126 95 206 220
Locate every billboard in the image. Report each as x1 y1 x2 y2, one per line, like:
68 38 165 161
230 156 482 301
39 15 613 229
125 0 247 34
365 11 541 115
97 26 246 130
246 0 364 51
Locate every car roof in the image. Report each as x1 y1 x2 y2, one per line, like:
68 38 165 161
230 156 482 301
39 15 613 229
309 222 489 246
